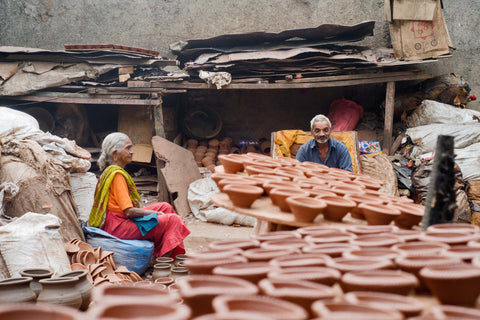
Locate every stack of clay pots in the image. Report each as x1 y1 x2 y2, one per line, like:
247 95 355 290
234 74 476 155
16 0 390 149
187 138 233 173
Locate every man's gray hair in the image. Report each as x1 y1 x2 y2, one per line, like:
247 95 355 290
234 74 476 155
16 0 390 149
97 132 130 171
310 114 331 130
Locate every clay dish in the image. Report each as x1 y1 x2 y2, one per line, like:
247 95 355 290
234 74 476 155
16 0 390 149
350 233 403 248
212 294 308 320
218 154 246 173
308 189 337 199
260 238 308 251
82 251 96 265
326 257 394 274
154 277 174 286
273 167 307 180
393 229 421 242
392 202 425 229
353 176 383 190
71 263 87 271
276 156 300 167
269 188 310 212
358 202 401 225
269 253 332 269
250 230 301 242
183 256 248 275
315 195 356 222
245 164 277 176
262 181 301 197
247 159 280 169
223 184 263 208
344 194 383 220
304 230 356 245
78 241 94 252
296 161 329 171
258 278 335 318
344 291 423 318
311 301 403 320
217 178 256 192
64 242 80 254
212 261 271 284
187 248 243 260
419 231 474 246
175 275 259 317
208 239 260 251
296 225 343 237
256 173 290 182
347 225 399 235
343 248 399 261
420 263 480 306
302 243 360 258
340 269 419 295
392 241 450 256
427 222 480 234
211 172 241 184
429 305 480 320
445 245 480 262
286 196 326 222
242 247 298 262
267 266 341 286
331 185 365 197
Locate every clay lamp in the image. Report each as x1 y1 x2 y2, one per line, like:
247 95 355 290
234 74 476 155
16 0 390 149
358 202 401 225
314 195 356 222
391 202 425 229
344 291 423 319
326 257 394 274
276 156 300 167
187 248 243 260
296 225 343 237
419 231 474 246
285 196 327 223
344 194 383 220
212 261 271 284
429 305 480 320
242 247 298 262
212 294 308 320
262 181 301 196
326 171 352 183
420 263 480 306
217 178 256 192
223 184 264 208
302 243 361 258
305 168 330 178
350 233 403 248
444 245 480 263
340 269 419 295
304 231 356 245
183 256 248 275
343 248 400 261
218 154 247 173
260 238 309 251
267 266 341 286
258 278 335 318
273 167 307 180
330 185 365 197
245 152 273 161
393 229 421 242
296 161 329 170
392 241 450 257
250 230 302 242
208 239 260 251
308 189 337 199
427 222 480 234
244 164 277 176
326 180 351 189
256 173 289 182
353 175 383 190
210 172 242 185
269 253 332 269
269 188 310 212
311 301 403 320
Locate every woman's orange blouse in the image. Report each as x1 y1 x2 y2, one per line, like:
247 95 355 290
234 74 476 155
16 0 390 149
107 174 135 213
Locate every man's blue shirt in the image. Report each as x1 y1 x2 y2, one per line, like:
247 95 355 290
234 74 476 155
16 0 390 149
296 138 353 172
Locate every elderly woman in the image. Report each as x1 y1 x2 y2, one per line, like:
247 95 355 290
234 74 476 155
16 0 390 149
88 132 190 258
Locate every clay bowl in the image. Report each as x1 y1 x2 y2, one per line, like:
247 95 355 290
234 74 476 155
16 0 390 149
342 248 399 261
267 266 341 286
340 269 419 295
269 188 310 212
326 257 394 274
307 189 337 199
175 275 258 317
304 230 356 245
223 184 264 208
419 231 474 246
393 229 422 242
250 230 301 242
347 225 399 235
358 202 401 225
344 291 423 318
311 301 403 320
256 173 290 182
273 167 307 180
420 263 480 306
427 222 480 234
91 283 176 304
350 233 403 248
212 261 271 284
260 238 309 251
276 156 300 167
218 154 246 173
217 177 256 192
344 194 383 220
212 294 308 320
258 278 335 318
154 277 174 286
208 239 260 251
392 241 450 257
302 243 361 258
314 195 356 222
183 256 247 275
353 175 383 190
296 225 343 237
444 245 480 262
262 181 301 197
285 196 326 223
187 248 243 260
391 202 425 229
331 185 365 197
429 305 480 320
242 247 298 262
269 253 332 269
244 164 277 176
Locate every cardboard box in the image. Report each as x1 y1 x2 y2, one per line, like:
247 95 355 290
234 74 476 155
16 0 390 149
132 144 153 163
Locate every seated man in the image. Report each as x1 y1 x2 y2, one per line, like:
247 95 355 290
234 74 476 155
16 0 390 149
296 114 353 172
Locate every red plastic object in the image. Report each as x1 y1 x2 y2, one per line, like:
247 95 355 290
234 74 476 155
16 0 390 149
327 98 364 132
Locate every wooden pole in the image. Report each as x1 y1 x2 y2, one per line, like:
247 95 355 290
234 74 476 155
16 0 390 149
153 101 171 203
383 81 395 155
421 135 457 230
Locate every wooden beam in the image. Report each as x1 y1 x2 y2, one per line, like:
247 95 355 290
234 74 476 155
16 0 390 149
4 94 159 105
274 70 423 83
384 81 396 155
152 102 171 203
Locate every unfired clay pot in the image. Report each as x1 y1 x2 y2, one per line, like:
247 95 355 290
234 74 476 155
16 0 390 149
223 184 264 208
340 269 419 295
37 277 83 309
285 196 326 222
0 277 36 304
58 269 94 311
19 268 53 297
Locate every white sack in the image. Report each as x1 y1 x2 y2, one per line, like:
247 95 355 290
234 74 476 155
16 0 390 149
406 100 480 127
453 142 480 181
188 177 256 227
0 106 39 136
0 212 72 277
70 172 97 222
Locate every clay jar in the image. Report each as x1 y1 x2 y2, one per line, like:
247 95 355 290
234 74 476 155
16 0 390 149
152 263 172 280
217 154 246 173
315 195 356 222
212 261 271 284
0 277 36 304
358 202 401 225
269 188 310 212
267 266 341 286
340 269 419 295
19 268 53 297
223 184 263 208
420 263 480 306
212 294 308 320
37 277 83 309
0 303 83 320
311 301 403 320
286 196 326 223
183 256 247 275
58 270 94 311
392 202 425 229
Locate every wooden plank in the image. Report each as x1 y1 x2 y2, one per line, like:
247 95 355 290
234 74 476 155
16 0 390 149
152 135 202 217
153 103 171 204
274 70 422 84
4 95 159 105
118 66 134 74
128 80 152 88
384 81 396 155
118 106 154 145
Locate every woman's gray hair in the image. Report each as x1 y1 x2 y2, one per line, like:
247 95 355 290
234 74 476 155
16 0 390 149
310 114 332 130
97 132 130 171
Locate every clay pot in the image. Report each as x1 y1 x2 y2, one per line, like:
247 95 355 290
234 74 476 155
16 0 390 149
0 303 82 320
218 154 246 173
326 257 394 274
57 270 94 311
260 238 308 251
267 266 341 286
269 188 310 212
176 275 258 317
392 202 425 229
212 261 270 284
156 256 174 264
392 241 450 257
170 266 189 280
269 253 332 269
250 230 301 242
89 300 192 320
427 222 480 234
350 233 403 248
393 229 422 242
91 283 175 304
152 263 172 280
343 248 399 261
19 268 53 297
315 195 356 222
420 263 480 306
304 230 356 245
302 243 360 258
154 277 174 286
187 248 243 260
340 269 419 295
419 231 474 245
183 256 247 275
358 202 401 225
343 291 423 318
37 277 82 309
296 225 342 237
274 167 307 180
346 224 398 236
212 294 308 320
311 301 403 320
445 245 480 262
223 184 264 208
429 305 480 320
285 196 326 222
331 185 365 197
245 164 277 176
217 177 254 192
211 172 241 184
344 194 382 220
353 176 383 190
208 239 260 251
0 277 36 304
242 247 298 262
262 181 300 196
307 189 337 199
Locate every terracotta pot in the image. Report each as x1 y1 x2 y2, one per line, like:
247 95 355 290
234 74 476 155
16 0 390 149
420 263 480 306
212 261 271 284
392 241 450 257
19 268 53 297
217 177 256 192
218 154 246 173
285 196 326 222
210 172 241 184
91 283 175 305
0 277 36 304
262 181 300 196
183 256 247 275
343 248 399 261
392 202 425 229
427 222 480 234
358 202 401 225
154 277 174 286
156 256 174 264
250 230 301 242
269 188 310 212
193 312 275 320
170 266 189 280
304 230 356 245
276 156 300 167
344 194 383 220
187 248 243 260
269 253 332 269
245 164 277 176
331 185 365 197
0 303 82 320
37 277 82 309
445 245 480 262
267 266 341 286
260 238 308 251
176 275 258 317
340 269 419 295
315 195 356 222
307 189 337 199
57 270 94 311
429 305 480 320
242 247 298 262
273 167 307 180
152 263 172 280
353 176 383 190
419 231 474 246
347 225 399 235
223 184 264 208
296 225 343 237
208 239 260 251
311 301 403 320
350 233 403 248
302 243 360 258
326 257 394 274
212 294 308 320
393 229 422 242
256 173 290 182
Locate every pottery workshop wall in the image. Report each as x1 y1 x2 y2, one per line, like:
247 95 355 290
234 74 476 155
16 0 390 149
0 0 478 110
